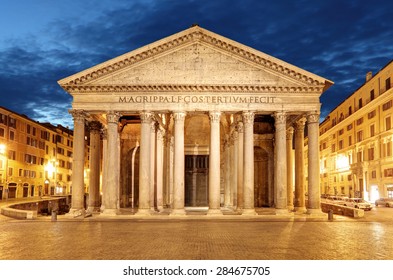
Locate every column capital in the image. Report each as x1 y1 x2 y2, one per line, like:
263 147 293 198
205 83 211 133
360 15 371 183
106 111 121 124
295 117 307 131
173 111 186 122
209 111 221 123
89 121 102 132
242 111 255 124
286 127 294 140
140 111 154 123
273 111 286 125
307 112 320 124
69 109 87 123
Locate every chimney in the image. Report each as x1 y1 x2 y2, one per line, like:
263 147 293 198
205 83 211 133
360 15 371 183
366 71 372 82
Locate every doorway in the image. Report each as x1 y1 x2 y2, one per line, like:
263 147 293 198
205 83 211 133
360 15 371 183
185 155 209 207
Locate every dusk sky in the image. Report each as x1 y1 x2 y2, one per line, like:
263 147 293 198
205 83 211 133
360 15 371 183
1 0 393 128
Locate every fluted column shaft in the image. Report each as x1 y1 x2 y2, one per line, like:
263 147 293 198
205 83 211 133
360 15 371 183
242 111 256 215
171 111 186 215
237 122 244 211
208 111 222 215
307 112 322 214
274 112 288 214
136 111 153 215
294 118 306 213
286 127 294 211
88 121 102 213
69 110 86 215
102 111 121 215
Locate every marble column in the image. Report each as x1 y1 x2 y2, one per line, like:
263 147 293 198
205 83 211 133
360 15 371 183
171 111 186 215
208 111 222 215
274 111 289 214
237 121 244 211
101 111 121 216
100 129 108 212
286 127 294 211
294 118 307 213
150 120 157 211
231 130 238 207
242 111 257 215
307 112 322 214
156 128 164 212
87 121 102 213
224 137 231 207
136 111 153 215
68 110 86 216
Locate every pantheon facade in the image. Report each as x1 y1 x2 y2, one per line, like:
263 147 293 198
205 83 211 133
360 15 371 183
58 25 333 217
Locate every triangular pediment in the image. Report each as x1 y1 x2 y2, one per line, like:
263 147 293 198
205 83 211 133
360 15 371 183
59 25 333 94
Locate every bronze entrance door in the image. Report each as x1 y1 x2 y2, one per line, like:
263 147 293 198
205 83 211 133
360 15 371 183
185 155 209 207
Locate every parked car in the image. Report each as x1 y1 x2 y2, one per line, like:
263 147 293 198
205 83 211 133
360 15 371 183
375 198 393 207
343 198 372 210
324 196 347 205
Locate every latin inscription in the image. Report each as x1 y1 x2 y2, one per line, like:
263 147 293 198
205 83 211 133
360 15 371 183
119 95 276 104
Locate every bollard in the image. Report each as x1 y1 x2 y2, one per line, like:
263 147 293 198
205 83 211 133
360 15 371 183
328 209 333 221
51 211 57 222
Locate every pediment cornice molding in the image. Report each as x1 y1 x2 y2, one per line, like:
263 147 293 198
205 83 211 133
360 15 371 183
63 83 324 94
58 26 332 90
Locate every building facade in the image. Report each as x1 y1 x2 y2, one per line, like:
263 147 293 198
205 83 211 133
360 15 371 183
58 25 333 216
0 106 85 200
319 60 393 201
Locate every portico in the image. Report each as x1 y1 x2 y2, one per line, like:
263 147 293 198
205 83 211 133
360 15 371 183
58 25 333 217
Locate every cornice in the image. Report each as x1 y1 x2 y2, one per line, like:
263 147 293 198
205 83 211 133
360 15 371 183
63 84 324 93
58 26 332 90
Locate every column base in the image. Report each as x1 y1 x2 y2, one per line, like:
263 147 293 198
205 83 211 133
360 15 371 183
66 208 85 218
207 209 223 216
242 208 257 216
101 208 119 216
87 206 101 213
135 208 152 216
275 208 292 215
307 208 324 216
170 209 187 216
295 206 307 214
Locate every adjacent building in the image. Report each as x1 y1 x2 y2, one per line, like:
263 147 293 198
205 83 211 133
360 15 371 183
0 106 87 200
318 60 393 201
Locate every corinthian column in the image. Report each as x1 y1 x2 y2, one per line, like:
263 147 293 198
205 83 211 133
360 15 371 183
242 111 256 215
208 111 222 215
68 110 86 216
274 111 289 215
171 111 186 215
237 121 244 211
307 112 322 214
136 111 153 215
150 120 157 211
87 121 102 213
286 127 294 211
156 128 164 212
294 118 306 213
102 111 121 216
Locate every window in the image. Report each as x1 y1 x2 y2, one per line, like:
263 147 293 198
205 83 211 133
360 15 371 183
384 141 392 157
386 116 392 131
332 144 336 153
0 127 4 137
370 89 375 101
384 168 393 177
358 98 363 109
347 124 353 131
348 174 352 181
357 151 363 162
370 124 375 137
386 77 391 91
348 106 352 115
382 100 392 111
339 129 344 135
348 135 352 146
9 130 15 141
357 130 363 142
368 147 375 161
371 170 377 179
339 140 343 150
356 118 363 125
368 110 376 119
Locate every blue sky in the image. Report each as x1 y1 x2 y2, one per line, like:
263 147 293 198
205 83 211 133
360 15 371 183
1 0 393 128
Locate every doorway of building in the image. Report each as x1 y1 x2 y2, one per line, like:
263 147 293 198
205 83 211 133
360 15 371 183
254 147 269 207
185 155 209 207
